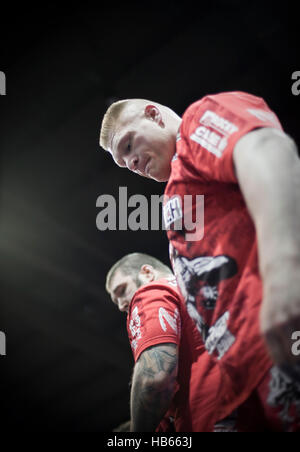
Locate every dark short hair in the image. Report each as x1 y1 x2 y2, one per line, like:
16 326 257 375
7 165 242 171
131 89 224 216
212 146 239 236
106 252 172 292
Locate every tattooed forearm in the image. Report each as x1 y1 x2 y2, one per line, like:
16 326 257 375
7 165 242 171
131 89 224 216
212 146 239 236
130 343 178 432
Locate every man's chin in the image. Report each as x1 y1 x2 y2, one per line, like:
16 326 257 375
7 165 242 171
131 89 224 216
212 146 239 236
154 176 169 182
148 168 171 182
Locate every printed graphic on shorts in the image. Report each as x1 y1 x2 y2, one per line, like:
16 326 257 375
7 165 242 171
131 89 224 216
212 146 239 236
267 366 300 429
129 306 142 351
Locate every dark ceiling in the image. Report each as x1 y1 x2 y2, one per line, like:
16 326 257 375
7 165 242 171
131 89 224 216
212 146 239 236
0 1 299 432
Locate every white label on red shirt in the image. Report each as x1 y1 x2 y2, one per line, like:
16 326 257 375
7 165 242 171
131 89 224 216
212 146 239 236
190 110 240 158
163 196 183 229
159 307 180 335
129 306 142 351
200 110 239 136
190 126 228 158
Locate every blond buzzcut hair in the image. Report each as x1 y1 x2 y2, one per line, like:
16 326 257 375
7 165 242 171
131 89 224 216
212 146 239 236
99 98 180 151
100 100 129 151
99 99 150 151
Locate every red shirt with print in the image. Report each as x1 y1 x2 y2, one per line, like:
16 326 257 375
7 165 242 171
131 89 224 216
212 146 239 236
127 277 222 432
164 91 284 420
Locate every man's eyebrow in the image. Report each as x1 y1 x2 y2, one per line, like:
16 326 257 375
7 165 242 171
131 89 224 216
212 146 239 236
116 133 129 155
112 282 125 297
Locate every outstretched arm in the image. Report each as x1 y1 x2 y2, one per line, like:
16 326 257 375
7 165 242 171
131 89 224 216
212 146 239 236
130 343 178 432
233 127 300 365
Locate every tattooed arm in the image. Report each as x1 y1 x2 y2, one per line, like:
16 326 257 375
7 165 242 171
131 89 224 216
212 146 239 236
130 343 178 432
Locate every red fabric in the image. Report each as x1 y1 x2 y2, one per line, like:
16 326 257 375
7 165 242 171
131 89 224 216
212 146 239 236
127 277 181 362
236 365 300 432
127 278 222 432
164 91 284 421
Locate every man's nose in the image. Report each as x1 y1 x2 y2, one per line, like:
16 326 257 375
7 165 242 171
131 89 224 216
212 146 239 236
128 155 139 172
118 299 129 312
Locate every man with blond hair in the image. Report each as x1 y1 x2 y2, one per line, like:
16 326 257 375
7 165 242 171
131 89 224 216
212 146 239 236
100 92 300 431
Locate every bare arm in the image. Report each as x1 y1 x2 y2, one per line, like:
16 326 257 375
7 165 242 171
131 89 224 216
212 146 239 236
233 127 300 364
130 343 178 432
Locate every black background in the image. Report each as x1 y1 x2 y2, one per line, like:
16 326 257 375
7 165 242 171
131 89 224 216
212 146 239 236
0 1 299 432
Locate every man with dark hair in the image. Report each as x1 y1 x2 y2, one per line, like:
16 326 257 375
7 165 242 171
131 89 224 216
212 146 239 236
101 92 300 431
106 253 224 432
106 253 300 432
106 252 172 297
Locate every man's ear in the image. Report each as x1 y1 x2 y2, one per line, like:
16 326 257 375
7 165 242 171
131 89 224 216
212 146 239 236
144 105 164 127
139 264 155 281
